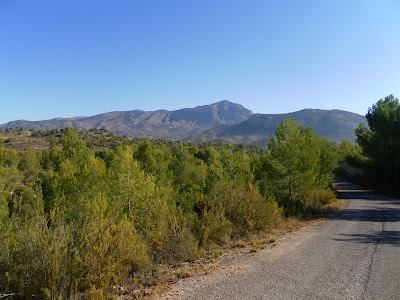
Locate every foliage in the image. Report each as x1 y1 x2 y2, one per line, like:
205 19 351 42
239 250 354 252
300 189 337 215
253 118 338 212
0 121 340 297
208 181 280 236
355 95 400 195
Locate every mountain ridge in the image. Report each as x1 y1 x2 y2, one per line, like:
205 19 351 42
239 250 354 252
185 108 367 144
1 101 367 143
0 101 252 139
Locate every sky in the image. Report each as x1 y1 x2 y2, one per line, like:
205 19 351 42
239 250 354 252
1 0 400 124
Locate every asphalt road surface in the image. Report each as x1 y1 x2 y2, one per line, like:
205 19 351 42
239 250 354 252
162 178 400 300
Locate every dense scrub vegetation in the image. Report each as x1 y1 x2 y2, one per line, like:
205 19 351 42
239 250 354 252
0 127 264 155
0 119 341 299
350 95 400 196
334 94 400 198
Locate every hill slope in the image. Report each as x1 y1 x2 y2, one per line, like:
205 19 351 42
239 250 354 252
0 101 252 139
1 104 366 144
186 109 367 145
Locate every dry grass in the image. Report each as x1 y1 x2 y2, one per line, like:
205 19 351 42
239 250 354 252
1 132 51 150
114 261 218 299
233 240 247 248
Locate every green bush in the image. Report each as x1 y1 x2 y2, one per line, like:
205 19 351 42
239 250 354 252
196 205 232 247
149 203 199 264
87 287 104 300
209 181 281 236
300 189 337 214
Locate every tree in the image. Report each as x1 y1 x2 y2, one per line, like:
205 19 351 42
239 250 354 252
355 94 400 195
109 146 155 216
60 127 88 165
317 137 339 187
169 145 207 194
133 140 171 185
219 149 252 185
263 118 321 207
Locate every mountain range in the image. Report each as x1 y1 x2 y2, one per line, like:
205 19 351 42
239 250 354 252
187 108 367 146
1 101 367 144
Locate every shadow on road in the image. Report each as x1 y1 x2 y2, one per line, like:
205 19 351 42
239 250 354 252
334 231 400 246
339 190 384 202
331 208 400 223
332 177 400 246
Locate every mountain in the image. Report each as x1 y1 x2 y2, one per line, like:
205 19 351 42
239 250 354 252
186 109 367 145
1 103 367 144
0 101 253 139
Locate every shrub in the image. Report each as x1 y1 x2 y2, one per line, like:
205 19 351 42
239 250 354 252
154 224 198 263
209 181 281 237
195 205 232 248
150 206 199 264
300 189 337 214
2 211 150 299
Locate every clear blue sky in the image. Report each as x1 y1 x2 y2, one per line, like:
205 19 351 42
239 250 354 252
1 0 399 124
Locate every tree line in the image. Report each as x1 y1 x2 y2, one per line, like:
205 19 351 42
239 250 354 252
351 94 400 196
0 118 344 299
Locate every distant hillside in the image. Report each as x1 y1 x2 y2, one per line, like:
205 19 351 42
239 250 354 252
1 104 366 144
186 109 367 145
0 101 252 139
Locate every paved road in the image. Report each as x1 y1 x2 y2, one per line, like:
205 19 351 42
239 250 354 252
162 178 400 299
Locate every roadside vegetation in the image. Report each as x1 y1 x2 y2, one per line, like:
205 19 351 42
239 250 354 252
338 95 400 198
0 118 343 299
